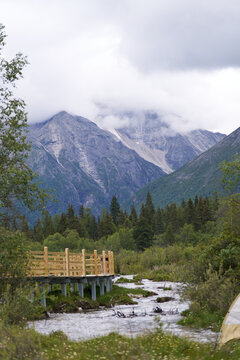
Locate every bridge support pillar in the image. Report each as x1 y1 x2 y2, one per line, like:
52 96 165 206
91 280 96 301
99 279 105 296
70 283 75 292
106 277 112 293
40 285 46 308
30 287 34 303
61 284 67 296
77 283 84 297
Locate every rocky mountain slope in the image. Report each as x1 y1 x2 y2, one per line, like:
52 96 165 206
27 112 165 215
112 112 225 173
125 126 240 211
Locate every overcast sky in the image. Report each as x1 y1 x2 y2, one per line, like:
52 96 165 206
1 0 240 134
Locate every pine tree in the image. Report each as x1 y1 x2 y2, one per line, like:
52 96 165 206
20 215 30 238
118 210 127 226
66 204 78 229
56 212 68 234
164 224 175 245
99 209 116 238
41 210 54 237
33 219 44 243
88 214 98 240
186 198 195 224
129 205 138 226
79 205 85 218
154 207 165 234
110 196 120 225
133 218 154 251
144 192 155 225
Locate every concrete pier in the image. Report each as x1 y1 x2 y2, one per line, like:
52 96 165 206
31 275 114 308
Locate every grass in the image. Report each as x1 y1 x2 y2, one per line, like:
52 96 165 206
178 309 224 332
156 296 174 303
115 277 144 285
133 264 186 283
2 322 240 360
115 277 136 283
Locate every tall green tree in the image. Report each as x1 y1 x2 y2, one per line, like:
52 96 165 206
0 24 48 225
110 195 120 225
99 209 116 238
129 205 138 226
133 217 154 251
33 219 44 243
41 210 54 238
144 192 155 226
154 207 165 234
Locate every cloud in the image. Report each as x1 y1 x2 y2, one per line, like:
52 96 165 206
1 0 240 134
118 0 240 71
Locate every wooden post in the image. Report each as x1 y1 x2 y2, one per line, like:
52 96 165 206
82 249 86 276
65 248 70 276
94 250 98 276
109 251 112 275
90 255 94 275
102 250 107 275
108 251 111 275
44 246 48 276
111 251 114 275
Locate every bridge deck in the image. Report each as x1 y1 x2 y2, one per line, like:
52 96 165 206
29 247 114 277
28 248 114 306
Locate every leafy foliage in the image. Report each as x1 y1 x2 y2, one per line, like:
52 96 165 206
0 24 48 226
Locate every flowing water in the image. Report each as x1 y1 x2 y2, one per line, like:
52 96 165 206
28 276 219 343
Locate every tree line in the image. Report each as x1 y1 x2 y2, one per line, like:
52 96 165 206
15 192 219 252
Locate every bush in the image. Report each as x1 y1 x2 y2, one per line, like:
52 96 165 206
0 228 29 295
0 287 46 326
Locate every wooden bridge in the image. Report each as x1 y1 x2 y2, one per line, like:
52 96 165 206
29 247 114 307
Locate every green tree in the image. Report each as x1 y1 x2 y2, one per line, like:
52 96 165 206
133 217 154 251
110 195 120 225
154 207 165 235
220 154 240 193
56 212 68 234
99 209 116 238
0 228 29 294
145 192 155 218
163 224 175 246
129 205 138 226
33 219 44 243
41 210 54 237
0 24 48 225
220 155 240 236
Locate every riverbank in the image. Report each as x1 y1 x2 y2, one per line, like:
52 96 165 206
3 279 240 359
2 322 240 360
45 284 157 314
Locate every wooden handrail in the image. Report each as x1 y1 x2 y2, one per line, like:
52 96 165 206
29 248 114 277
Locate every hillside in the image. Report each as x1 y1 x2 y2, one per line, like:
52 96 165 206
126 126 240 210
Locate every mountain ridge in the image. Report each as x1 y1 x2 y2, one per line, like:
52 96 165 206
107 112 225 173
125 126 240 212
27 111 165 216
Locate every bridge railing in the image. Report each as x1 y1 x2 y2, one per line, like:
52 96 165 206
29 247 114 277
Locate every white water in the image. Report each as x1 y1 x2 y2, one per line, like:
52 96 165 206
28 276 219 343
